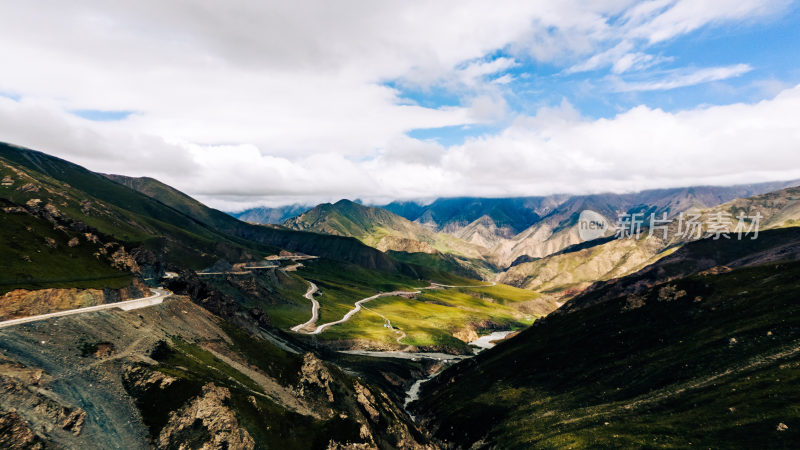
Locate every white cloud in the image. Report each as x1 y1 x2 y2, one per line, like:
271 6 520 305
0 1 795 210
564 0 789 75
566 40 670 74
611 64 753 91
4 84 800 210
627 0 792 43
492 74 515 85
457 58 519 88
422 84 800 198
467 95 510 122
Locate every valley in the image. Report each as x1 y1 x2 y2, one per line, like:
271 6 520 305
275 181 800 297
3 3 800 448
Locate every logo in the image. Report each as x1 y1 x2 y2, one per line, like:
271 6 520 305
577 210 610 242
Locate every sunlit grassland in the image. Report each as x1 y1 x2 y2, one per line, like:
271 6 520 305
287 259 557 352
319 283 543 351
460 282 542 303
296 259 428 324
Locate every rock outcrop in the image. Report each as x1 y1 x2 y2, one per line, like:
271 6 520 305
0 280 148 321
157 383 255 450
0 374 86 437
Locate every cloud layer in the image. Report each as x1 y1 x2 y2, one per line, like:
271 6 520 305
0 1 796 210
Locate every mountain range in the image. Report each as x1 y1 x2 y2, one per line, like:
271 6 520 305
2 141 800 448
275 181 799 285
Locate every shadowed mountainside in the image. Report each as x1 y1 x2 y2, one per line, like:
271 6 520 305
414 227 800 448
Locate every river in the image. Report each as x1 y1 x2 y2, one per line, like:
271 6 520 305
469 330 516 351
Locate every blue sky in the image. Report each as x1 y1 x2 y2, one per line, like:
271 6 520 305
71 110 134 121
1 1 800 209
394 2 800 146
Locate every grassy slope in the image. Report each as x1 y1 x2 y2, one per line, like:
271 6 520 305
0 209 132 292
194 268 313 330
387 250 496 280
415 260 800 448
285 199 488 260
321 284 541 353
296 259 431 325
0 143 278 270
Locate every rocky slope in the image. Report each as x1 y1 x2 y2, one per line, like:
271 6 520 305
0 278 147 320
497 185 800 297
498 235 668 295
0 295 435 449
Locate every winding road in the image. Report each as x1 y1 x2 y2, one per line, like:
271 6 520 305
0 287 171 329
302 289 424 335
289 281 319 332
290 280 496 335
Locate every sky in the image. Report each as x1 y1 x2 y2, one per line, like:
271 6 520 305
1 1 800 211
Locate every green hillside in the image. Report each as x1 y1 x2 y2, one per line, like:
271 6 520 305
284 199 489 261
0 205 131 293
0 143 277 272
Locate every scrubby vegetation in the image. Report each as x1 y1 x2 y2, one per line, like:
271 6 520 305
415 260 800 448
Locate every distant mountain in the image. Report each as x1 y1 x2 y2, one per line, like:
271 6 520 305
274 182 800 275
497 184 800 295
380 200 427 223
230 204 310 224
384 196 552 234
283 199 490 265
383 182 800 233
103 175 411 274
414 226 800 448
380 182 800 267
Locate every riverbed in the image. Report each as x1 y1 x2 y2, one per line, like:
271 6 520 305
469 330 515 351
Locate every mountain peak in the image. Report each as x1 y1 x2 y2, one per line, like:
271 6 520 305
334 198 359 206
